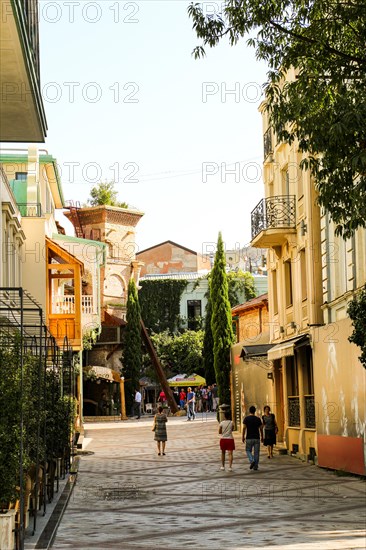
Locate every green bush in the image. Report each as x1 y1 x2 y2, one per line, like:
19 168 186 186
0 333 77 508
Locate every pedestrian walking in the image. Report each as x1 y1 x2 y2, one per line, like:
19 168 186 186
173 387 180 408
219 411 235 471
242 405 263 470
262 405 278 458
186 386 196 420
152 405 168 455
212 383 218 411
99 388 109 416
207 385 213 412
134 388 142 419
179 388 186 409
158 389 167 404
195 386 202 412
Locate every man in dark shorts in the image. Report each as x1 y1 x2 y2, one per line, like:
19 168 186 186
242 405 263 470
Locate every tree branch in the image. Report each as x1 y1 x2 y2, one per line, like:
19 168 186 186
268 19 366 66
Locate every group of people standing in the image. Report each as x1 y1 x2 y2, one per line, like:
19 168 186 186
194 384 218 413
219 405 278 471
172 384 219 414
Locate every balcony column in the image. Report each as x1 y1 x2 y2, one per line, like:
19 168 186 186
281 357 289 448
76 350 83 429
27 146 39 204
276 260 286 333
297 352 306 456
120 377 127 420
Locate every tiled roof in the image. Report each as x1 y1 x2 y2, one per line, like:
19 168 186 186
136 240 198 255
232 293 268 313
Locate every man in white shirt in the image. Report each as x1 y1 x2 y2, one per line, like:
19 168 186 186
135 388 142 419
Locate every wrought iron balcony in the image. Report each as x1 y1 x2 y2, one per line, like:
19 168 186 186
305 395 316 428
263 127 273 160
288 396 300 427
17 202 42 217
251 196 296 240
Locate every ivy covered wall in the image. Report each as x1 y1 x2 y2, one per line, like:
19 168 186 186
139 279 188 333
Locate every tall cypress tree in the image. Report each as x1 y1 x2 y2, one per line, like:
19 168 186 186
123 279 142 414
210 232 234 407
203 291 215 385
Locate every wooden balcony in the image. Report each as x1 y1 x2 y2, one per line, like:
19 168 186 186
251 196 297 248
52 295 95 315
52 295 100 334
46 238 83 350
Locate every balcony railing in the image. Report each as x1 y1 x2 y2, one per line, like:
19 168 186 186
305 395 316 428
251 196 296 239
288 396 300 427
263 127 273 159
18 0 41 80
17 202 43 217
52 295 96 315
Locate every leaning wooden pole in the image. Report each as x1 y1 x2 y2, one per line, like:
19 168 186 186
140 319 179 414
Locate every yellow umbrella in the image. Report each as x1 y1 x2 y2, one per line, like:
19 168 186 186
168 374 206 387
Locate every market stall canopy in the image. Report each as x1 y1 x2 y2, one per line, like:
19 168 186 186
84 365 121 383
167 374 206 387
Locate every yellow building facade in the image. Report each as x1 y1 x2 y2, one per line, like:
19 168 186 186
231 295 274 432
250 76 366 473
313 217 366 474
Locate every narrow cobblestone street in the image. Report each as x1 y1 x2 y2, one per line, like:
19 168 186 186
51 415 365 550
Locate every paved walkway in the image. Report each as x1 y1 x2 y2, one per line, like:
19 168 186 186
52 414 366 549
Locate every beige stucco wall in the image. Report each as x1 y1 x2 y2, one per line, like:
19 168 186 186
312 319 366 440
20 218 47 310
231 341 275 432
18 221 60 313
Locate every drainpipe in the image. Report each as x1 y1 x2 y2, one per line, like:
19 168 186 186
324 212 332 323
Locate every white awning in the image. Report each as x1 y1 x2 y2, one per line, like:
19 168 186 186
267 336 310 361
84 365 121 382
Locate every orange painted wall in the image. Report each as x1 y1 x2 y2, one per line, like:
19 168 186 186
317 434 365 475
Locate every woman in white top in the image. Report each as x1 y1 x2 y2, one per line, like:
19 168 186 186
218 411 235 471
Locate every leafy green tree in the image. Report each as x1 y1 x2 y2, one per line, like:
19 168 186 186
88 181 129 208
122 279 142 413
188 1 366 238
210 233 234 407
150 330 204 376
348 285 366 369
227 270 256 307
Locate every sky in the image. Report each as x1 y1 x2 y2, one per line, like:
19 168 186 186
37 0 268 255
